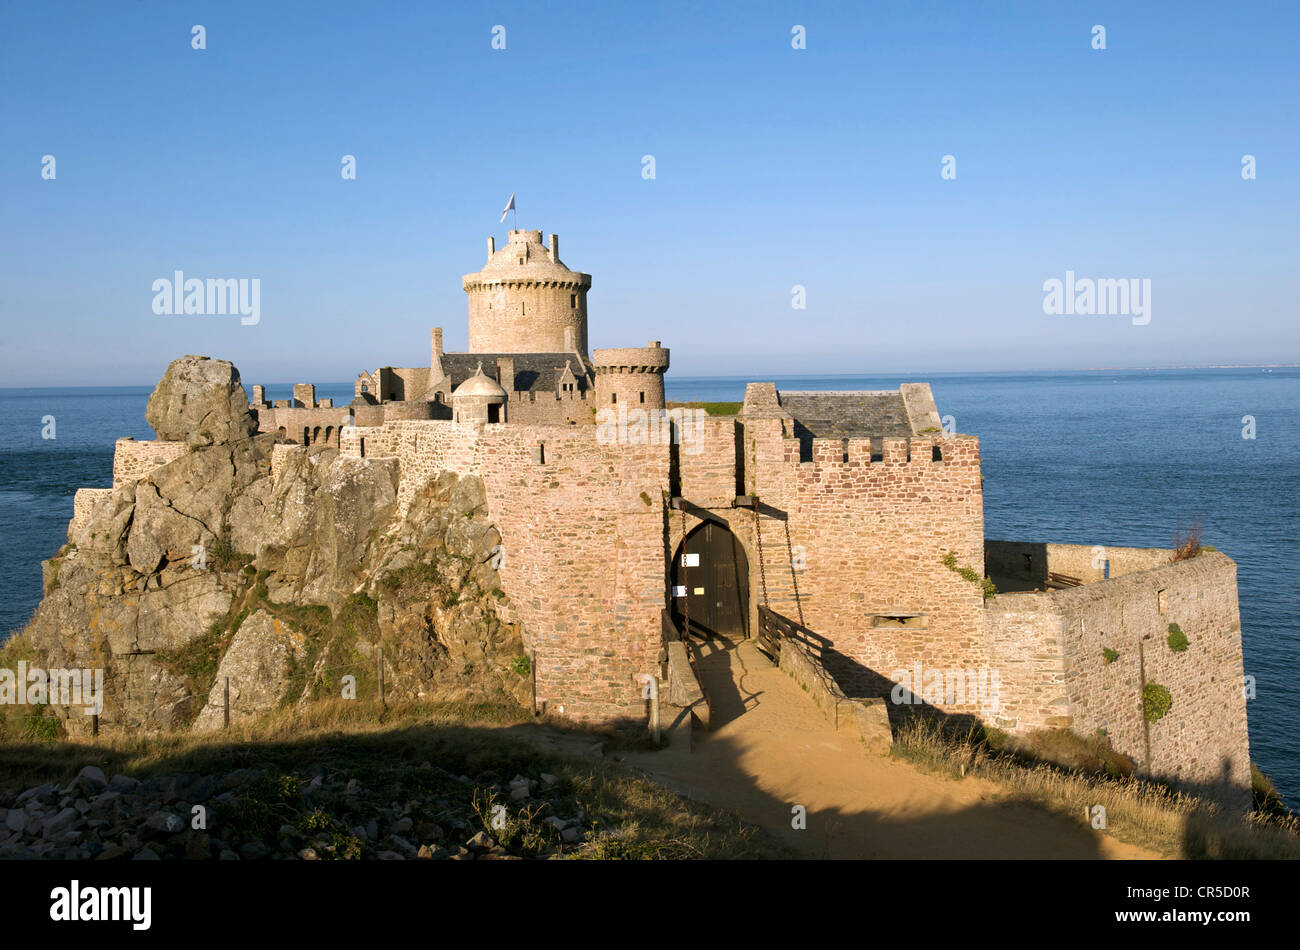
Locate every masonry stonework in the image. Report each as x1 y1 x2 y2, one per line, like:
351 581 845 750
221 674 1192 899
112 438 187 487
986 550 1249 806
90 224 1249 805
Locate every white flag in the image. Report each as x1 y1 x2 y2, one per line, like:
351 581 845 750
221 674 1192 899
499 192 516 224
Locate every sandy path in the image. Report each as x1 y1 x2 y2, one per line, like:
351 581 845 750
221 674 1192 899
623 638 1160 860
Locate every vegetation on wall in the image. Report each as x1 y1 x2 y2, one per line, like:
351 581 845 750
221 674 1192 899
1102 647 1119 664
1167 623 1189 653
1143 682 1173 723
941 551 998 601
1172 520 1204 561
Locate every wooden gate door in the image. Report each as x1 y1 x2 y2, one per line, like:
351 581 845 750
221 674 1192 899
672 522 749 639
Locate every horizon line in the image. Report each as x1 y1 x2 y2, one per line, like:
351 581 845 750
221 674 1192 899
1 362 1298 393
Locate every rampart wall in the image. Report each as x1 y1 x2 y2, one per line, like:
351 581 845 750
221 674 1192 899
730 417 987 712
503 389 593 425
255 407 355 447
986 539 1172 588
342 418 669 719
986 551 1249 805
112 439 187 487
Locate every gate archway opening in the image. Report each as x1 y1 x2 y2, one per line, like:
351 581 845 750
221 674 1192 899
671 521 750 641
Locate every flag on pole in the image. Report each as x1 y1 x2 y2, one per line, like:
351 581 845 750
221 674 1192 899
499 193 516 224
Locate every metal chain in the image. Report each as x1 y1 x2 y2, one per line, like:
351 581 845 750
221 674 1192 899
680 503 690 639
783 518 804 626
753 501 769 608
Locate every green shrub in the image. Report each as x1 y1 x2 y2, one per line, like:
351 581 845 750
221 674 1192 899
207 529 250 573
942 552 997 600
1167 623 1188 652
508 654 531 677
1143 683 1172 722
1102 647 1118 664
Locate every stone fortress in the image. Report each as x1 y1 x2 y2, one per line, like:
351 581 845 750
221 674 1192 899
101 225 1251 808
250 228 670 441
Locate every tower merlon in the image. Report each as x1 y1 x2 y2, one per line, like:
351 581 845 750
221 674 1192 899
592 343 671 374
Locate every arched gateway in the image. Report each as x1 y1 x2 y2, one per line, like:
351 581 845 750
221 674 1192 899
671 521 750 640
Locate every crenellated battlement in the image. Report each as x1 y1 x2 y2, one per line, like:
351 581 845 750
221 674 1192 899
782 434 979 471
592 343 670 374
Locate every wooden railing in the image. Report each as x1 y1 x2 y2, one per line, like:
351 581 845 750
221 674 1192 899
757 606 830 660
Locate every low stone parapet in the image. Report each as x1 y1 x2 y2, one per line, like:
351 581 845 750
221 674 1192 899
665 639 709 730
775 622 892 754
112 438 187 487
270 443 300 483
68 487 113 548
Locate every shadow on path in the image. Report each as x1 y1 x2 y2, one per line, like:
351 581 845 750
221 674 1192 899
626 636 1161 860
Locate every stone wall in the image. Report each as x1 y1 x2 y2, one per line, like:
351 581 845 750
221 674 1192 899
737 419 988 715
69 487 113 541
503 389 593 425
466 282 590 355
346 421 485 514
111 439 187 487
678 417 741 506
254 406 355 447
1062 553 1248 798
776 629 892 753
371 367 433 403
342 418 670 720
987 539 1172 589
269 444 298 484
592 344 669 412
985 551 1250 805
474 426 669 720
984 591 1070 731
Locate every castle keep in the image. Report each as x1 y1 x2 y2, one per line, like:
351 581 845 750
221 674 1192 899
91 227 1252 806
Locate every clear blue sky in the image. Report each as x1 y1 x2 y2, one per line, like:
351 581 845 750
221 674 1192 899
2 0 1297 386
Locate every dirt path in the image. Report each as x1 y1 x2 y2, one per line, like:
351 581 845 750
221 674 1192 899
623 637 1161 859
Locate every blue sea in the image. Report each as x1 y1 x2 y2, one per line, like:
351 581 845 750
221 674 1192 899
1 370 1296 807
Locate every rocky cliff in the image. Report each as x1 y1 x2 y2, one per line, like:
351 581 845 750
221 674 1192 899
21 356 529 734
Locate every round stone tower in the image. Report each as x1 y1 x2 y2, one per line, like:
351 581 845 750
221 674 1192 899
593 342 670 410
462 229 592 354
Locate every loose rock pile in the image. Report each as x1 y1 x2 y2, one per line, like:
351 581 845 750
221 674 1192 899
0 762 593 860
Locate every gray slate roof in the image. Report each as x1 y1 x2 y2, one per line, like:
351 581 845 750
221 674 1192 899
777 390 914 443
440 353 593 394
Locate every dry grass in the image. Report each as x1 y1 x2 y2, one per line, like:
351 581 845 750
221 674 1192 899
1173 519 1205 561
0 697 786 860
891 718 1300 859
0 631 63 745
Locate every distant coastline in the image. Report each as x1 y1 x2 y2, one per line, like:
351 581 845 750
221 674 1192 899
3 363 1300 393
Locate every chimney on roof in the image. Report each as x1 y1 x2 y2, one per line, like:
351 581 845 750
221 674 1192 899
496 357 515 394
487 236 495 260
430 327 446 385
549 233 559 262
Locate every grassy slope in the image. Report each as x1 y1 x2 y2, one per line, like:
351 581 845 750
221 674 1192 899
0 697 787 860
890 718 1300 860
